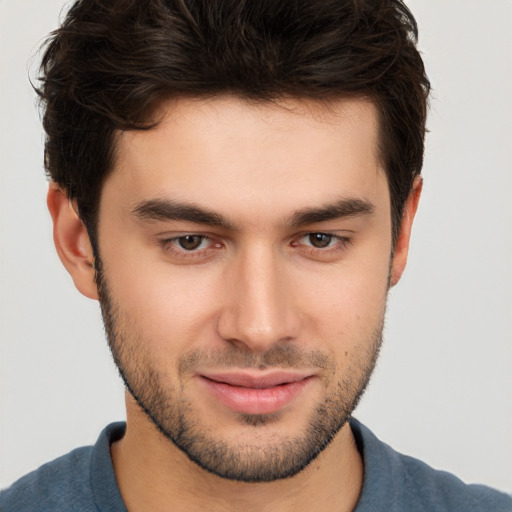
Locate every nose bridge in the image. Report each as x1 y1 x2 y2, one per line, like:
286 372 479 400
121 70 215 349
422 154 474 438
218 241 297 351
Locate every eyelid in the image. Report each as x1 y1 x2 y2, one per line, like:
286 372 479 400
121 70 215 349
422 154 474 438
161 233 216 247
293 228 353 242
299 232 342 246
291 231 353 258
156 233 217 261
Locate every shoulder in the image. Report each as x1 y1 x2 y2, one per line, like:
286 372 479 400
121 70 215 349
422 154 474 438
0 446 95 512
0 422 126 512
350 419 512 512
397 449 511 511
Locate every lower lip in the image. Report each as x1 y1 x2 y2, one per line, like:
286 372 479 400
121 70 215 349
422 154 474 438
200 376 313 415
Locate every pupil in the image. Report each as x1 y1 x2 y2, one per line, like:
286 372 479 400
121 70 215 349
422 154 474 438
309 233 332 248
179 235 203 250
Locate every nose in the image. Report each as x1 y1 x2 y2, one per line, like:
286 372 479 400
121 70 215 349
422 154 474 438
217 244 300 352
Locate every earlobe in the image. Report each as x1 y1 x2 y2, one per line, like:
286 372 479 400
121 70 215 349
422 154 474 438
389 176 423 287
47 183 99 300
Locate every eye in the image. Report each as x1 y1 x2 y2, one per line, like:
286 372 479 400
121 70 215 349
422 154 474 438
175 235 208 251
159 234 216 257
306 233 335 248
290 232 351 260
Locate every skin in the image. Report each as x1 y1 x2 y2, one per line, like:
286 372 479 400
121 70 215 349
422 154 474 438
48 96 421 512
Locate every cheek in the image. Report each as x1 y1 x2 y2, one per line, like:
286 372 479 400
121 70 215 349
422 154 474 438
294 254 390 344
140 279 217 330
101 245 223 355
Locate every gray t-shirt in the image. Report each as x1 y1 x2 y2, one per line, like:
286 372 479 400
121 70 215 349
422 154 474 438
1 419 510 511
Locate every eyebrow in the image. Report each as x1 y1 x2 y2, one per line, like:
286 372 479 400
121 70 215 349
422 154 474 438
290 198 374 227
132 199 234 229
132 196 374 230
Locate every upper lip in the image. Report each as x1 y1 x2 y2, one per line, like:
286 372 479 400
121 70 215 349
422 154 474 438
199 371 313 389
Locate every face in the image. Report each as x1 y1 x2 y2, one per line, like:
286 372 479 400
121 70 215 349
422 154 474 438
95 96 395 482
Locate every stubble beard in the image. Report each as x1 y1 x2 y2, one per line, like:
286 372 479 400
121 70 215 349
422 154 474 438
96 270 384 483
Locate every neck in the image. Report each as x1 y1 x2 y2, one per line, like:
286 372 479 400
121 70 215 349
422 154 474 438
111 397 363 512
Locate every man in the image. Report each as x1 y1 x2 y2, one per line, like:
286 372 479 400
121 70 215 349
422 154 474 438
0 0 510 511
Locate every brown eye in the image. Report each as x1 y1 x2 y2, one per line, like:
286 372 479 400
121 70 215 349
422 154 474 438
308 233 333 248
177 235 205 251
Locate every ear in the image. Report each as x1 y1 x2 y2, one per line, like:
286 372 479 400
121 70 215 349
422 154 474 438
47 183 99 300
389 176 423 287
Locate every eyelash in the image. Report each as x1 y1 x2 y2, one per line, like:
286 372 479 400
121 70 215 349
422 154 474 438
159 235 221 261
292 233 351 257
159 232 352 261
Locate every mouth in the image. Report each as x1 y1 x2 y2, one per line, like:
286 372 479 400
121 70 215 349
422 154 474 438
198 371 315 415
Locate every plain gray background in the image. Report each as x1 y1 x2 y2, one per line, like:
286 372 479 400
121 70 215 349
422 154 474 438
1 0 511 491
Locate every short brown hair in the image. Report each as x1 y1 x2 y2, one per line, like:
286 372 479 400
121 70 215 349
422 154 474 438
37 0 430 251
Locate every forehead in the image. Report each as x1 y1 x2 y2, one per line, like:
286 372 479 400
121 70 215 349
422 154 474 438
105 95 389 226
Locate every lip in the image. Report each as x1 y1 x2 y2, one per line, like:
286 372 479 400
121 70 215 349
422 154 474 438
198 371 315 415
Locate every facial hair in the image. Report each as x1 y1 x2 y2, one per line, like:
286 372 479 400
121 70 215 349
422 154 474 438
96 269 383 482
